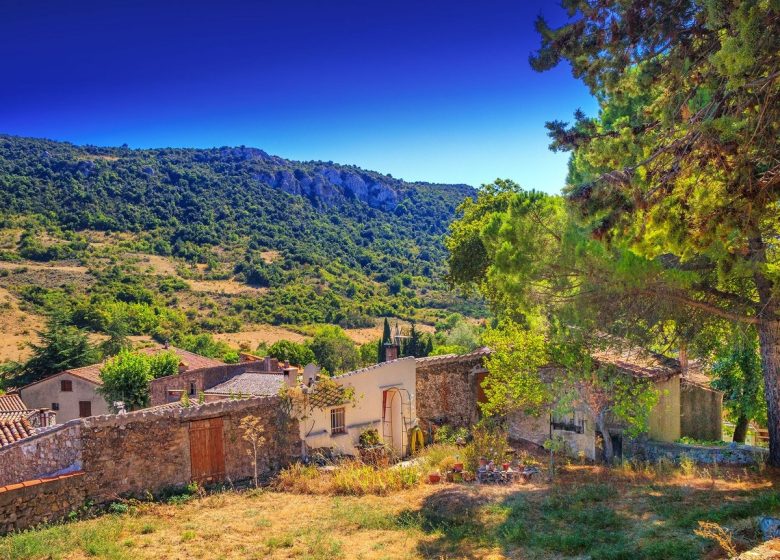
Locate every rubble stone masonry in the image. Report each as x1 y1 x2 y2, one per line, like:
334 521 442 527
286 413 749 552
0 396 299 534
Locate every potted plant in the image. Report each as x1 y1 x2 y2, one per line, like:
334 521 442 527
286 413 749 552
428 472 441 484
478 457 488 468
452 457 464 472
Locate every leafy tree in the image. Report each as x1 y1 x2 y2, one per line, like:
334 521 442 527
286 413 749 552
10 319 99 386
712 332 766 443
268 340 315 366
531 0 780 463
98 351 153 411
148 351 181 379
307 325 360 375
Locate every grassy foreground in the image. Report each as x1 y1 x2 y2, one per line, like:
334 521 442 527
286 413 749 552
1 456 779 559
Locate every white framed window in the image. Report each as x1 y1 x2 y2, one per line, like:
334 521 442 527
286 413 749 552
330 407 346 435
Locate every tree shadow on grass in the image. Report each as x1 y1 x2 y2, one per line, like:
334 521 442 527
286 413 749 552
396 481 780 560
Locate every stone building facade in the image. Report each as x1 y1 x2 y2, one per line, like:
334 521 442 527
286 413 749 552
414 348 491 436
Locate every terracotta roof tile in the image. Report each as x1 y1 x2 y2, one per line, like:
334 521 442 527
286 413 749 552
0 418 34 447
415 347 492 366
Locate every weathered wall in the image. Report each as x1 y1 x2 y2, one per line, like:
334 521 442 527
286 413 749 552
0 422 82 487
20 373 110 423
680 381 723 442
648 376 681 442
626 438 767 465
0 472 87 535
80 397 299 503
415 354 486 435
150 363 264 405
508 410 549 447
0 397 300 534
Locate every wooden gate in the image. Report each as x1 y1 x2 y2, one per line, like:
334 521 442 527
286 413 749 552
189 417 226 484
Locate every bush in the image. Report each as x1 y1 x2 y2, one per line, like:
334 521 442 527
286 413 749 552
433 424 470 445
275 461 420 496
463 421 508 472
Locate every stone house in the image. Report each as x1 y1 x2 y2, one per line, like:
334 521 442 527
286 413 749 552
150 355 283 406
20 346 223 422
298 358 418 458
415 346 723 461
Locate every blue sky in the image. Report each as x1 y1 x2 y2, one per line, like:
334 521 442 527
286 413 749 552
1 0 597 192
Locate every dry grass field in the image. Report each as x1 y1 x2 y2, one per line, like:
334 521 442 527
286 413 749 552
2 448 779 560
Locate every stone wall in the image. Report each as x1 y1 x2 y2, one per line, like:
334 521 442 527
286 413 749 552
415 353 486 435
0 397 300 534
681 381 723 442
0 422 82 487
80 396 299 503
0 472 86 534
626 437 767 465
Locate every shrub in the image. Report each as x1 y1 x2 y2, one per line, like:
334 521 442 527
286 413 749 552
463 421 508 472
274 461 420 496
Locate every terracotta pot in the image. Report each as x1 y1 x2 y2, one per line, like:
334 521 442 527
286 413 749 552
502 463 510 471
428 473 441 484
446 472 454 482
453 462 464 472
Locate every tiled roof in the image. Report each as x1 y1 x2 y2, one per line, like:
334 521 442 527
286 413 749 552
21 346 224 390
305 382 348 408
591 347 680 380
415 347 492 366
0 418 34 447
682 360 718 389
205 373 284 396
0 394 30 422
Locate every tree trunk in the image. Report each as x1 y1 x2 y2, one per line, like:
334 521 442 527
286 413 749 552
597 412 614 464
733 414 750 444
750 236 780 466
757 318 780 466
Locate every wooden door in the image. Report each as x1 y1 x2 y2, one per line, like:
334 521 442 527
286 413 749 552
189 417 226 484
475 371 488 405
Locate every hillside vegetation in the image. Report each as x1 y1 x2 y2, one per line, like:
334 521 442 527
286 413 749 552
0 135 483 366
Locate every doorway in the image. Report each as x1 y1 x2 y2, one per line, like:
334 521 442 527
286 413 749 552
189 417 226 483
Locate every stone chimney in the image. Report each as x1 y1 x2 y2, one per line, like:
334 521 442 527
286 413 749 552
679 345 689 374
283 366 299 387
384 342 399 362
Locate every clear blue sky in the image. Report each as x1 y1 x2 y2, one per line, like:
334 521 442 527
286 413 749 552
1 0 596 192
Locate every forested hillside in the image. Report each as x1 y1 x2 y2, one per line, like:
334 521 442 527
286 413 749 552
0 135 482 364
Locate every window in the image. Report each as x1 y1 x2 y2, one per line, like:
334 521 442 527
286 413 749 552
552 412 586 434
189 382 196 396
330 407 346 435
51 403 60 411
78 401 92 418
60 380 73 392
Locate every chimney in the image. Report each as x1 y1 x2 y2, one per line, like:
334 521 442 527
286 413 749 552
264 356 272 372
384 342 399 362
303 363 320 386
283 366 299 387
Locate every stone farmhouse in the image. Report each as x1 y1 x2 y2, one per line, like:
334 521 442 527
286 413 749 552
18 345 224 422
414 345 723 461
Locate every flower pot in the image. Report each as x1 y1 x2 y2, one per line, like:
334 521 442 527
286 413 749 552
502 463 510 471
452 462 464 472
428 473 441 484
446 472 454 482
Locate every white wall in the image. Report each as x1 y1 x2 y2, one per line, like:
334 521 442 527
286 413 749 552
20 374 109 423
301 358 417 457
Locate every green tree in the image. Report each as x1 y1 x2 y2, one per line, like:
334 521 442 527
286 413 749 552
307 325 360 375
712 332 766 443
148 351 181 379
378 318 391 362
531 1 780 464
11 319 99 386
268 340 315 366
98 350 153 411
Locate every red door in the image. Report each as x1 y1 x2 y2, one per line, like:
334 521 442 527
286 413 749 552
189 418 226 483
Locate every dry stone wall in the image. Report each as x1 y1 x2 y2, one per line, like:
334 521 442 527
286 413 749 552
0 472 86 534
415 354 486 435
0 422 82 487
0 396 299 534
